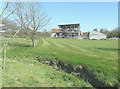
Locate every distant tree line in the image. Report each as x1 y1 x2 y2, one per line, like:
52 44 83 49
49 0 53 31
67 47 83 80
99 28 119 38
1 19 51 39
83 28 119 38
93 28 120 38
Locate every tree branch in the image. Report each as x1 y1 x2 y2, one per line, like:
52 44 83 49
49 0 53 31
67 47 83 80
0 2 9 17
0 3 21 24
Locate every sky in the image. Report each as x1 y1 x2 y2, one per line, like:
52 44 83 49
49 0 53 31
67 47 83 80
41 2 118 32
0 2 118 32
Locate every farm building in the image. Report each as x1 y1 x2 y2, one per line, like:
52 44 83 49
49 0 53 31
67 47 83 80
89 31 106 40
51 24 82 39
51 29 61 38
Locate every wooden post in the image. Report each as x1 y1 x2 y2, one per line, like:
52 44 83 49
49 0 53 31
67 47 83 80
3 38 6 70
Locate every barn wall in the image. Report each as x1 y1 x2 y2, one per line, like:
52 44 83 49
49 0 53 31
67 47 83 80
89 34 106 40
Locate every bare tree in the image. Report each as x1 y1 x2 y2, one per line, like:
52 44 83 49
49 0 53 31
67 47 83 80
2 19 19 37
0 2 22 71
0 2 22 51
15 2 50 47
0 2 21 24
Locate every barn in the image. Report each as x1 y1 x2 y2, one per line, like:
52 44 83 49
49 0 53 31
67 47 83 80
51 24 82 39
89 31 106 40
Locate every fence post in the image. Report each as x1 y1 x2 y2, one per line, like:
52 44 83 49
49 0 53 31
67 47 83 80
3 38 6 70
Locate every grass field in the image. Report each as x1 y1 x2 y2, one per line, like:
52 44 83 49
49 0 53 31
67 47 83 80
2 57 91 87
1 37 118 87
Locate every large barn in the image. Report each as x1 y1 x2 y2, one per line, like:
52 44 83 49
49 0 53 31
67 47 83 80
51 24 82 39
89 31 106 40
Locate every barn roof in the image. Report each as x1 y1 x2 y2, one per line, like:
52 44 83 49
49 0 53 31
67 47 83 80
90 31 106 35
58 23 80 28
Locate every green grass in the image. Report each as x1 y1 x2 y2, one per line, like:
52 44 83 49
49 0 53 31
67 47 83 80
2 57 91 87
2 37 119 87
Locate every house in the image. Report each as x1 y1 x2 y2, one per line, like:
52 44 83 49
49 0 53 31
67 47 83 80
89 31 106 40
51 23 82 39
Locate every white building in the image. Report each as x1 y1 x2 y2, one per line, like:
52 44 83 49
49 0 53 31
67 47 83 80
89 31 106 40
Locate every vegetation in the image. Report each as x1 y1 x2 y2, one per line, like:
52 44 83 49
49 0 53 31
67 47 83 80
2 56 91 87
14 2 50 47
99 28 119 38
93 28 98 32
0 2 118 88
2 38 118 87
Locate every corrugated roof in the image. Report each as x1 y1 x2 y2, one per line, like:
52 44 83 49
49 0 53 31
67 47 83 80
90 31 106 35
58 23 80 28
58 23 80 26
